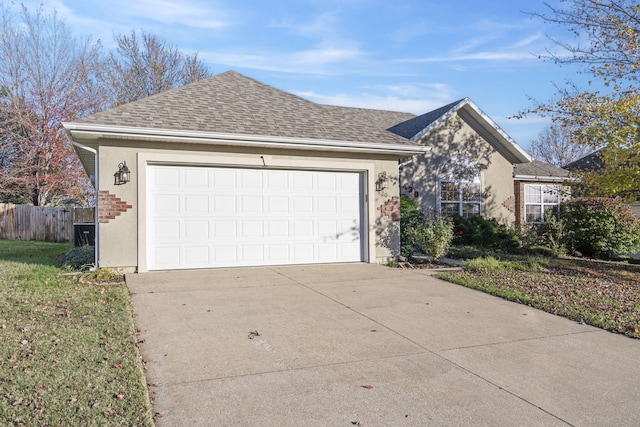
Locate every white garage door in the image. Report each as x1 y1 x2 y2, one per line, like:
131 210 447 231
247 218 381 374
146 165 365 270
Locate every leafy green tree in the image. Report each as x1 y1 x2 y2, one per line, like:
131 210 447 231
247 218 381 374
523 0 640 200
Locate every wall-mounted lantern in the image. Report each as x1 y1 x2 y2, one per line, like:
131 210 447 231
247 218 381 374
376 171 389 192
114 161 131 185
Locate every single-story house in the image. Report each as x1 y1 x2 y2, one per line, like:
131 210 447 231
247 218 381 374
389 98 570 224
64 71 567 272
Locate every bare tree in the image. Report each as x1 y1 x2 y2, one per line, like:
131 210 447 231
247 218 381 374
100 30 211 107
529 123 593 167
0 3 102 206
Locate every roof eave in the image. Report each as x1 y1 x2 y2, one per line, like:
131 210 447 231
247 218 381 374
63 123 430 157
513 174 578 183
457 100 532 163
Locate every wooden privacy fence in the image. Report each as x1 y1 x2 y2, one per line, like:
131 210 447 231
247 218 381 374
0 203 95 243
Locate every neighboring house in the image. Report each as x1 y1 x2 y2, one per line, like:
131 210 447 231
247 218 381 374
566 150 640 216
63 72 567 273
389 98 570 225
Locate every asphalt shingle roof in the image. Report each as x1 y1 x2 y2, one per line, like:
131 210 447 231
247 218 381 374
387 99 464 139
513 160 569 178
564 150 603 170
76 70 417 146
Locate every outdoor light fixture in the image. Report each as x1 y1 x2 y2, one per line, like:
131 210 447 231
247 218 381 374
114 161 131 185
376 171 389 192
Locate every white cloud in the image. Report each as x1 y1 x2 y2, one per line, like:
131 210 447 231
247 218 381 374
127 0 230 29
202 43 366 74
292 83 456 114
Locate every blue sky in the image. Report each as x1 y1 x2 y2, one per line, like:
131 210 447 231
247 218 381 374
28 0 587 152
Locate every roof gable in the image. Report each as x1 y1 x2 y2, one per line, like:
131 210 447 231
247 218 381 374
388 98 532 164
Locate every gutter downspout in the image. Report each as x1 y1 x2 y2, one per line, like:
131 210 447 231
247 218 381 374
71 141 99 268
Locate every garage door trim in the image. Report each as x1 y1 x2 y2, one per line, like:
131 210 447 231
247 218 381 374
138 156 373 272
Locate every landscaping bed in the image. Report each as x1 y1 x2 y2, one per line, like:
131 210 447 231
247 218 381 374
0 240 153 426
436 256 640 339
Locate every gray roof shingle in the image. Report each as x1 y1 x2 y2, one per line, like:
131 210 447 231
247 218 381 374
76 70 417 146
513 160 569 178
387 99 464 139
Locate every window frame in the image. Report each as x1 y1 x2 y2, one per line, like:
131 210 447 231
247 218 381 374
524 184 560 223
438 158 482 217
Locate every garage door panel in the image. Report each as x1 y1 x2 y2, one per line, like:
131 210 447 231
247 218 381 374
240 196 263 213
317 174 337 190
153 246 181 267
214 246 237 264
240 171 263 188
293 197 313 213
214 221 237 238
267 220 289 237
239 220 264 238
151 167 180 187
292 172 313 189
184 221 209 239
266 196 288 213
150 221 180 240
293 244 314 261
147 165 364 270
184 168 210 187
266 171 288 188
184 246 209 265
184 195 209 213
267 244 289 261
317 197 337 213
212 169 236 187
152 194 181 214
213 195 236 212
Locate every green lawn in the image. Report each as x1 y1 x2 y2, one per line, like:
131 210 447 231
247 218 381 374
437 255 640 339
0 240 153 426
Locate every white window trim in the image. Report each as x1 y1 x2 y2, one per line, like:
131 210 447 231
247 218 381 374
438 157 482 217
524 184 560 224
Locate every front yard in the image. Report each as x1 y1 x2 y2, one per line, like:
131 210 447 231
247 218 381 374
2 239 638 425
0 240 153 426
437 256 640 339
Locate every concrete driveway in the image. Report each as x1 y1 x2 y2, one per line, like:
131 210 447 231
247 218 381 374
127 264 640 426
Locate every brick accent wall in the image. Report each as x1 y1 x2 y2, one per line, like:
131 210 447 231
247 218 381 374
502 195 516 214
379 197 400 221
98 191 132 223
514 181 525 224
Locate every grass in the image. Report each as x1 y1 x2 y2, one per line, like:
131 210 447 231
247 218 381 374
0 240 153 426
436 255 640 339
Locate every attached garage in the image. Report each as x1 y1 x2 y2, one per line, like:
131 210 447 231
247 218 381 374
64 71 428 273
146 165 364 270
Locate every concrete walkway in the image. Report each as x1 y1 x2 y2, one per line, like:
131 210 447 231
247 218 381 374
127 264 640 426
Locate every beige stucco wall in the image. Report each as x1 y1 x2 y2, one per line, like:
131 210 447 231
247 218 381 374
399 114 516 223
97 139 402 271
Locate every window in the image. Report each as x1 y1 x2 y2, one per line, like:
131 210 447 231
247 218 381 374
525 184 560 223
439 158 481 217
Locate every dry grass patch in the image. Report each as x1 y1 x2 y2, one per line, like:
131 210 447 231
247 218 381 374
437 256 640 338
